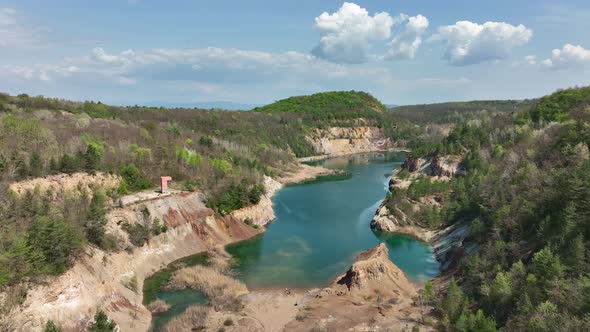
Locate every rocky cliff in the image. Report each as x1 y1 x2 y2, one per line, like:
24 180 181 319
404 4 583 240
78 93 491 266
372 154 465 234
3 163 338 332
399 154 465 181
371 154 471 270
8 172 120 197
305 126 391 157
3 190 261 332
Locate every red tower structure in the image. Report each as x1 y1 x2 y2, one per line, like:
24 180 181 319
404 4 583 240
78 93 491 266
160 176 172 193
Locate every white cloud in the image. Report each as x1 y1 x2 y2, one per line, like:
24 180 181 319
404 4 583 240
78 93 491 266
0 8 47 49
529 44 590 70
4 46 396 90
0 45 486 104
429 21 532 66
0 8 17 25
384 14 429 60
312 2 395 64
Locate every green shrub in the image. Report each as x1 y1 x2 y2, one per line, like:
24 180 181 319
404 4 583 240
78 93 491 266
207 180 265 214
26 218 81 275
88 310 117 332
43 320 62 332
120 164 151 191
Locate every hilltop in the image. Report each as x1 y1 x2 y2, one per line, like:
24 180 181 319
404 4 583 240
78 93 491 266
390 99 536 124
252 91 386 119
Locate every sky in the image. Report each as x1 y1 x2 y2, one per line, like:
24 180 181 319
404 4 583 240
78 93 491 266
1 0 590 106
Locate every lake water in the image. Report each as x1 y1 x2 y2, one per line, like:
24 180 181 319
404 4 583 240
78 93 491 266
226 152 440 289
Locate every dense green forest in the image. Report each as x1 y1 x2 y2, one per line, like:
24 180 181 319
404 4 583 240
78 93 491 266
252 90 386 120
393 86 590 331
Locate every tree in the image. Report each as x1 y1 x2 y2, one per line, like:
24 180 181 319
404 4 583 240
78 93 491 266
440 278 467 323
490 271 512 302
84 144 102 171
26 218 81 274
120 164 151 191
59 154 81 174
43 320 62 332
469 309 496 332
532 247 564 290
248 183 265 204
86 190 107 247
211 159 232 177
88 310 117 332
564 234 586 275
29 152 43 177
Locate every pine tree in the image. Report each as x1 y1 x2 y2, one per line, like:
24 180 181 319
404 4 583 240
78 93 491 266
532 247 564 291
29 152 43 177
48 157 58 175
88 310 117 332
43 320 62 332
564 234 586 275
84 144 102 172
86 190 107 247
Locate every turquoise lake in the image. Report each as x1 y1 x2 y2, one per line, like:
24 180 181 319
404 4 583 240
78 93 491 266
226 152 440 289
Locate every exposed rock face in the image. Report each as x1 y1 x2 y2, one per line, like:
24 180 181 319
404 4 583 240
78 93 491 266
3 163 341 332
3 191 261 332
431 223 473 272
230 176 283 227
334 243 415 297
430 155 466 177
305 126 390 157
370 205 436 242
400 154 465 180
8 172 120 197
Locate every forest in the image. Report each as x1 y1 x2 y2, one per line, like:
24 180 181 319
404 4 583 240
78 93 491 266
2 86 590 331
388 86 590 331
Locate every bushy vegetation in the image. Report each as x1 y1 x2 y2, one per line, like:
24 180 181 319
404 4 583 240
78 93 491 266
528 86 590 124
399 87 590 330
390 100 534 124
206 180 266 215
122 207 167 247
88 310 117 332
0 187 114 287
253 91 386 120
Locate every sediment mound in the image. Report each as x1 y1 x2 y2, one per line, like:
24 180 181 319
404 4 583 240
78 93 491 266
334 243 416 297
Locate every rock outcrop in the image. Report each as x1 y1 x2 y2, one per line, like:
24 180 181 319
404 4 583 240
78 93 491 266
370 205 436 242
372 153 472 270
431 223 474 272
230 175 283 227
334 243 415 297
3 191 261 332
305 126 390 157
8 172 120 197
3 162 342 332
399 154 465 182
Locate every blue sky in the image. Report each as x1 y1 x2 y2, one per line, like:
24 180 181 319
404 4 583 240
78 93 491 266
1 0 590 106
